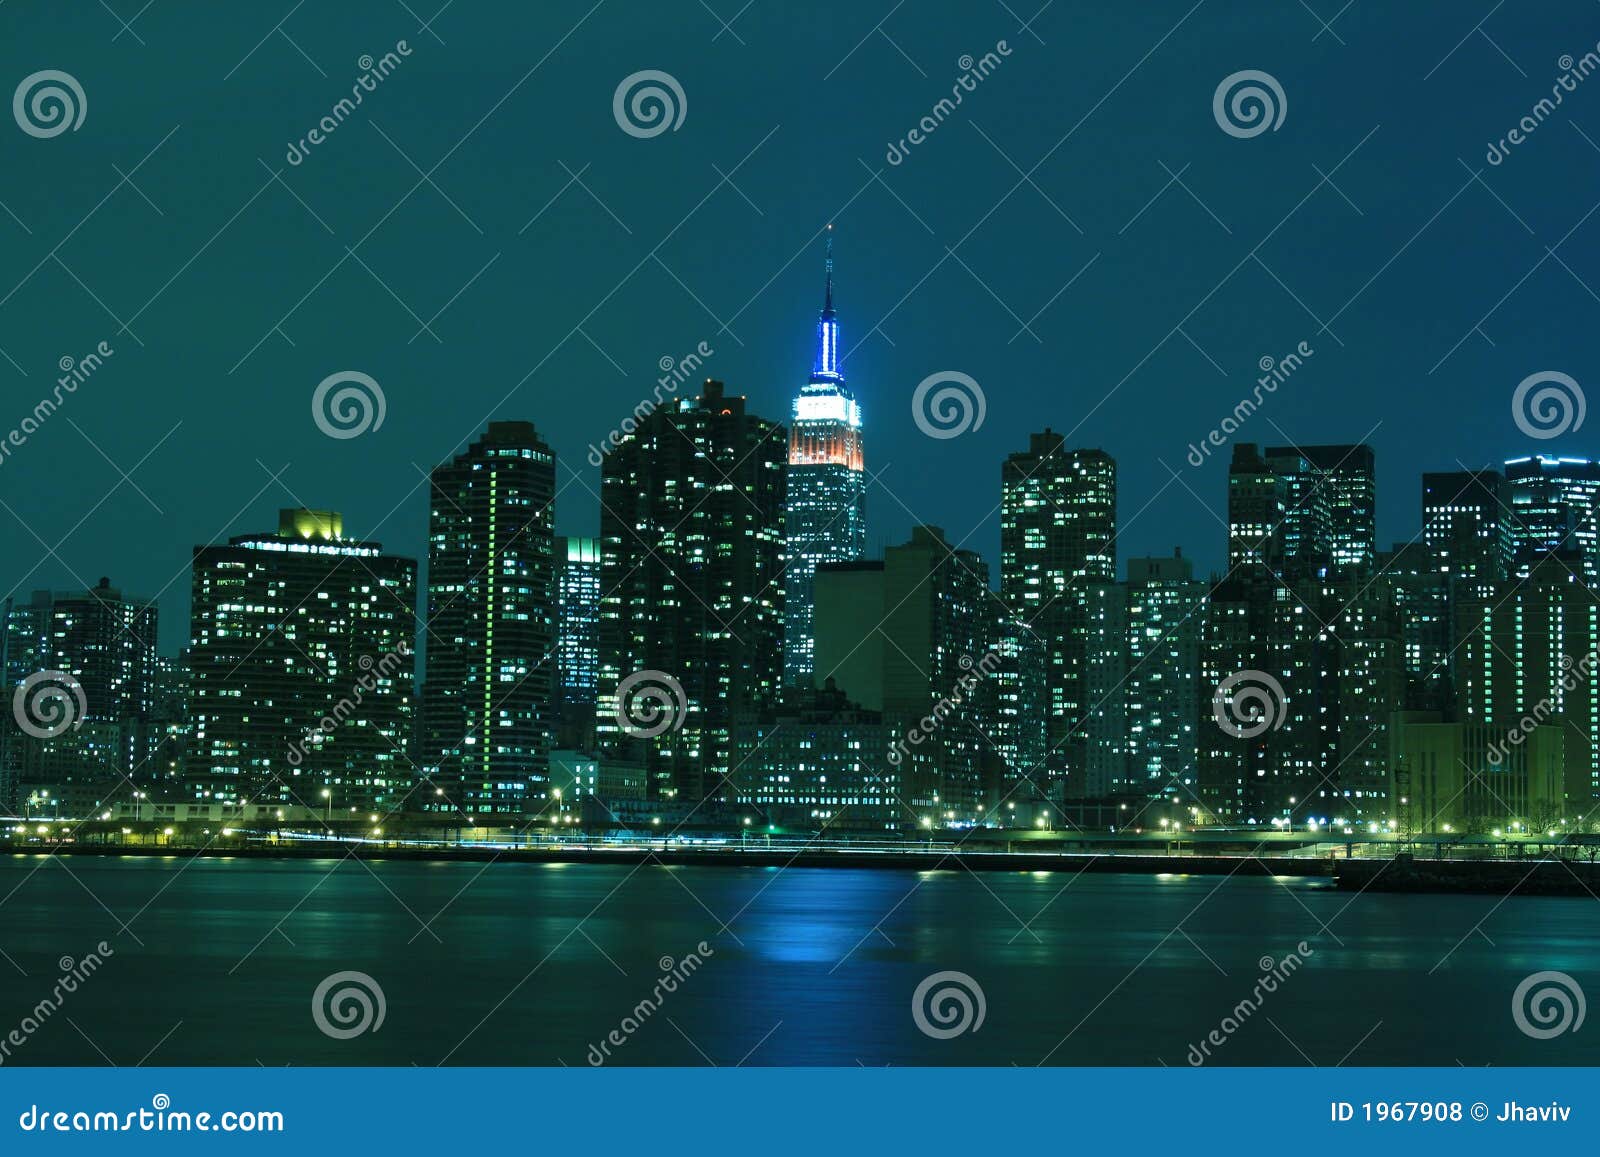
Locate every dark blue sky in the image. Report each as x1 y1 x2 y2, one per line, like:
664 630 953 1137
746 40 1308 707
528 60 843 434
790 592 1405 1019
2 0 1597 652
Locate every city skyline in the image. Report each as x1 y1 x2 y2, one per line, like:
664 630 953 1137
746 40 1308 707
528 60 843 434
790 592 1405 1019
5 3 1598 661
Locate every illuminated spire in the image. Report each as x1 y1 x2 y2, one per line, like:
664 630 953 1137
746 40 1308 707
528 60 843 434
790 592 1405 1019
812 225 840 380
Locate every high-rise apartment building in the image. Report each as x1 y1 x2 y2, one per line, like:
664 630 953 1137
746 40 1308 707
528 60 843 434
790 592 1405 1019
1000 432 1115 794
188 509 416 811
423 422 557 816
598 380 786 801
554 535 601 749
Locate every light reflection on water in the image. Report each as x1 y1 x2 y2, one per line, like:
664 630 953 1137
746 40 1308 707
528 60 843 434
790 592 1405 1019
0 856 1592 1067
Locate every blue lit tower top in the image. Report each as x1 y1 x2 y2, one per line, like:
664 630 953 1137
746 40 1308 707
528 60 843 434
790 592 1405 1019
813 228 840 381
792 226 863 469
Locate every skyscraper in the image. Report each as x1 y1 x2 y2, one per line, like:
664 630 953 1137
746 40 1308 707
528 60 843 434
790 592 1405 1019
1422 469 1510 592
599 380 787 801
784 230 866 689
424 422 557 816
188 510 416 811
1504 455 1600 582
1264 443 1377 575
1000 432 1115 794
553 535 601 749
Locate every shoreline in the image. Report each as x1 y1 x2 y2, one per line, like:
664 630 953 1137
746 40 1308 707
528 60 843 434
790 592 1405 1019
8 841 1599 893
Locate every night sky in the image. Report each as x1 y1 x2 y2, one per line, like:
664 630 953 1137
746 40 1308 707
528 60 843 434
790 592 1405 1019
2 0 1597 653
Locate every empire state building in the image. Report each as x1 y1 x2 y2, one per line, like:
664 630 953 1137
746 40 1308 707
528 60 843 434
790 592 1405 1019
784 229 867 687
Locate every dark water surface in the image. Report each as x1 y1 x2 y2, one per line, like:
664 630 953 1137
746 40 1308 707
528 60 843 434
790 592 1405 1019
0 854 1594 1066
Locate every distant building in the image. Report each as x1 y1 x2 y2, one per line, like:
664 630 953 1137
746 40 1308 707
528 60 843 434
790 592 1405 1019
1453 556 1600 805
732 678 897 830
1390 713 1565 836
784 232 866 689
1122 552 1205 798
1263 443 1376 575
1 578 160 799
816 526 993 825
554 535 601 749
1504 455 1600 582
598 380 787 801
1422 469 1510 594
187 509 416 812
423 422 557 817
1000 432 1115 794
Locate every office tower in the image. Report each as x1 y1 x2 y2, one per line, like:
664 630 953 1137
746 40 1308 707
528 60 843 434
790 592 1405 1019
1264 443 1377 574
1375 542 1451 712
1198 575 1337 825
599 380 786 801
1452 556 1600 807
731 677 896 830
188 510 416 811
1123 552 1205 798
1226 444 1287 573
1422 469 1510 592
1000 432 1115 794
1083 581 1128 798
814 527 994 825
424 422 557 816
1 578 159 792
986 609 1049 809
554 535 602 749
1504 456 1600 582
1325 576 1405 816
784 232 866 689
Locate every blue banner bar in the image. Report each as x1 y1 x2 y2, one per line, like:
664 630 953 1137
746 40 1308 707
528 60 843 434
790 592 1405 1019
1 1069 1593 1152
